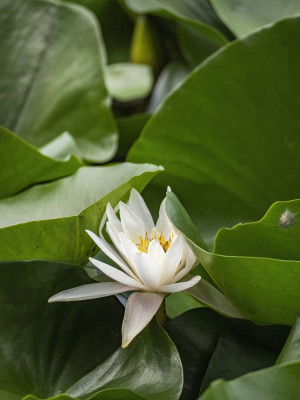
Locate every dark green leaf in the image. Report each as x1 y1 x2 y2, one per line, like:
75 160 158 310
0 261 123 398
147 62 190 113
0 0 117 162
167 309 223 400
66 320 183 400
115 114 150 161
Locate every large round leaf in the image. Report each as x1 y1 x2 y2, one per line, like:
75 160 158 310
0 163 162 263
0 261 182 399
199 362 300 400
211 0 300 38
0 0 117 162
167 308 288 399
166 192 300 326
66 320 183 400
0 126 81 198
0 261 123 399
215 199 300 260
128 17 300 245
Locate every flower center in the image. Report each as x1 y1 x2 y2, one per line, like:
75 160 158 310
133 229 173 253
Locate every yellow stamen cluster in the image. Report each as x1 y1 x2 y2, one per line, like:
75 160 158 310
133 230 173 253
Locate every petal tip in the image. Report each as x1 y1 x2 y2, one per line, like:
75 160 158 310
122 336 132 348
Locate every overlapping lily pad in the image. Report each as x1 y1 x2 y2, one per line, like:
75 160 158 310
128 16 300 245
0 0 117 162
166 192 300 326
211 0 300 37
0 261 182 400
0 163 162 263
0 126 82 198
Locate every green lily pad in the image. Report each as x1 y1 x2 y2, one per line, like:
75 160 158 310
166 192 300 326
211 0 300 38
0 261 181 399
199 362 300 400
0 163 162 263
0 0 117 162
0 126 81 199
128 16 300 246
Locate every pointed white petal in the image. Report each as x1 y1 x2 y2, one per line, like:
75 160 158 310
134 252 162 290
122 292 165 347
127 188 154 232
119 201 147 240
160 275 201 293
161 236 184 285
119 232 139 268
173 245 197 282
86 230 137 279
106 221 123 250
89 258 145 289
106 203 122 232
48 282 135 302
147 239 165 267
156 198 174 239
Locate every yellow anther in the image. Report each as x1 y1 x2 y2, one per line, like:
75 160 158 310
160 230 166 245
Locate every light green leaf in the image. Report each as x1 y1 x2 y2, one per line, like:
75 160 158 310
128 17 300 246
0 163 162 263
211 0 300 38
39 132 79 161
166 192 300 326
0 0 117 162
199 362 300 400
186 279 243 319
166 291 204 318
105 63 153 102
0 126 81 199
215 199 300 260
277 318 300 365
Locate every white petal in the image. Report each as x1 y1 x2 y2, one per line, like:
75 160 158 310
48 282 135 302
173 245 197 282
134 252 162 290
160 275 201 293
89 258 145 289
119 201 147 240
86 230 137 279
161 236 184 284
156 198 174 239
122 292 165 347
106 221 122 249
106 203 122 232
127 188 154 232
147 239 165 267
119 232 139 268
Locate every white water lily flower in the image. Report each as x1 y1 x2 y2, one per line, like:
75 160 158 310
49 188 200 347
